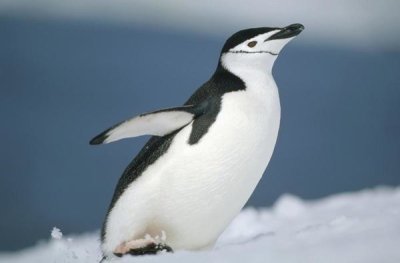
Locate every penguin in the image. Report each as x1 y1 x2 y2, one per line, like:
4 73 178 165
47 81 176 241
90 24 304 260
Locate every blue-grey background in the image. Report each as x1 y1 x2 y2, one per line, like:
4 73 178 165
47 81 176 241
1 0 400 251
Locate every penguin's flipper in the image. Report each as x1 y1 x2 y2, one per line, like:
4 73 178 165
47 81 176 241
90 104 205 145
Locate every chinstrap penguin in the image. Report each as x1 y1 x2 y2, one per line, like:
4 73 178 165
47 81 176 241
90 23 304 261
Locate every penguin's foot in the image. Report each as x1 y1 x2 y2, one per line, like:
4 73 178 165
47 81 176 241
113 238 173 257
124 242 173 256
114 238 154 255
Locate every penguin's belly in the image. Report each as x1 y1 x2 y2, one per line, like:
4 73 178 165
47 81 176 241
104 89 280 253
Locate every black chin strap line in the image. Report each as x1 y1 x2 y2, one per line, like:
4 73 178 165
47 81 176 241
227 50 278 56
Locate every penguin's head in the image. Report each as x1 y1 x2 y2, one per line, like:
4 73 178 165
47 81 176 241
219 24 304 73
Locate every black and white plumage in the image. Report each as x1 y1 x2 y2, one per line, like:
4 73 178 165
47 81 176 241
90 24 304 259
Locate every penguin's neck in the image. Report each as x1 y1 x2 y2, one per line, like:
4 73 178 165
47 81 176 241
218 53 277 93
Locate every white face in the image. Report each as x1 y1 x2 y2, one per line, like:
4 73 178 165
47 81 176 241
221 30 296 75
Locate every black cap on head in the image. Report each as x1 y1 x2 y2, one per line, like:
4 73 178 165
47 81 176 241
221 24 305 53
221 27 278 53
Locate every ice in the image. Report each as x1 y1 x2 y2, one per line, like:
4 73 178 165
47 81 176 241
1 186 399 263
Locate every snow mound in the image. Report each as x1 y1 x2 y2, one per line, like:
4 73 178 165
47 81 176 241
1 186 399 263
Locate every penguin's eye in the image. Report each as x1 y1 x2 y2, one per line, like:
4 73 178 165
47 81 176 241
247 41 257 48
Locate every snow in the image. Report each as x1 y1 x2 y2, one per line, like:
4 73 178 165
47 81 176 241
0 0 399 50
51 227 63 240
1 186 399 263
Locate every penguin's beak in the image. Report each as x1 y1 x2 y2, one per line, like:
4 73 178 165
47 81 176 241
267 24 304 41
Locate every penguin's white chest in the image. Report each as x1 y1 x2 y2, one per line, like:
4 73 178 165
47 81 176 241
104 77 280 253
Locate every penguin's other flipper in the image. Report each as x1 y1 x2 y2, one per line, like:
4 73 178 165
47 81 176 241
90 104 206 145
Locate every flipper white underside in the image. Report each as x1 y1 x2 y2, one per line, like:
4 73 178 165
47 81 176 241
90 104 205 145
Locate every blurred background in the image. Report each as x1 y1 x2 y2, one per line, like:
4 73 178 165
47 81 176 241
0 0 399 252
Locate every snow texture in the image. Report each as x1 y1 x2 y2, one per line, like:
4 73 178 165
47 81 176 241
1 186 399 263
